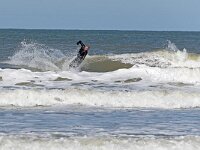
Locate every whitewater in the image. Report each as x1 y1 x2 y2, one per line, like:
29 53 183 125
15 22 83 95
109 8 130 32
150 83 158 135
0 40 200 109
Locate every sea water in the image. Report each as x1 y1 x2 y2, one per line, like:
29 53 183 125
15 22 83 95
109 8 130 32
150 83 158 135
0 29 200 149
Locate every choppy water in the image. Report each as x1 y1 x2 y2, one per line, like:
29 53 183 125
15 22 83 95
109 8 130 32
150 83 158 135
0 29 200 149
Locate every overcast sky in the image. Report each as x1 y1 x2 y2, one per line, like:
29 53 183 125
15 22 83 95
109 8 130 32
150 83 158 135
0 0 200 31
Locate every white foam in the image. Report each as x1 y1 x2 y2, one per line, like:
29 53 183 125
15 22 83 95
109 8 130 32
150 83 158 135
128 66 200 84
1 66 200 87
0 88 200 108
7 41 66 71
109 41 200 68
0 136 199 150
62 66 200 84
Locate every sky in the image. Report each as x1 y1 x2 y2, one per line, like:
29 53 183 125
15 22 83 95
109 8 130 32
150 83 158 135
0 0 200 31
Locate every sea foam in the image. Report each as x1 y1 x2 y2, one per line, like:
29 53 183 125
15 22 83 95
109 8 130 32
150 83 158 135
0 135 199 150
0 88 200 108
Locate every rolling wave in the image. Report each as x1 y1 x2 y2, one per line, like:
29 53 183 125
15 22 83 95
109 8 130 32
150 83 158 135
1 41 200 109
5 40 200 73
0 88 199 108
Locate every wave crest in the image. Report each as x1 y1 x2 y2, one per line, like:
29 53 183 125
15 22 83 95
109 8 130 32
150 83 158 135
6 40 200 72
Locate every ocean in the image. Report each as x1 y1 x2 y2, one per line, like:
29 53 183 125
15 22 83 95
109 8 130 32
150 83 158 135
0 29 200 149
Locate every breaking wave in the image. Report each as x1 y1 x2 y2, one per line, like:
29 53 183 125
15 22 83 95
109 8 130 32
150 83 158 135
5 40 200 72
0 88 200 108
1 40 200 109
1 66 200 85
7 41 67 71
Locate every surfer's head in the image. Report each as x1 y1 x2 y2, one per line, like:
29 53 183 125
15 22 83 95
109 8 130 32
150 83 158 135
84 46 90 51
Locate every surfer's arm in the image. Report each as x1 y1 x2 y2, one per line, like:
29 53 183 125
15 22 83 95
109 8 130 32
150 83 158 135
80 43 85 48
77 41 85 48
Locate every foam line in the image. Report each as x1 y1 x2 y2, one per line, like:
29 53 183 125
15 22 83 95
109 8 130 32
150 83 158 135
0 135 199 150
0 89 200 108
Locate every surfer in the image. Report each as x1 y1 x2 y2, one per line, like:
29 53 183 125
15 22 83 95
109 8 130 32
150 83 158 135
69 41 90 68
77 40 90 60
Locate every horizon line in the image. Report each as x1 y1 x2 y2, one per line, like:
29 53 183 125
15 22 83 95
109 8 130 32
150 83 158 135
0 27 200 32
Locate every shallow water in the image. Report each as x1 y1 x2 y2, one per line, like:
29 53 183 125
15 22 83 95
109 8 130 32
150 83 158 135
0 106 200 149
1 106 200 137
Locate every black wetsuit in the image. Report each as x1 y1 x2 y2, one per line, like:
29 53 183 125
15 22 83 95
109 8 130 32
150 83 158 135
78 47 88 60
69 41 88 68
